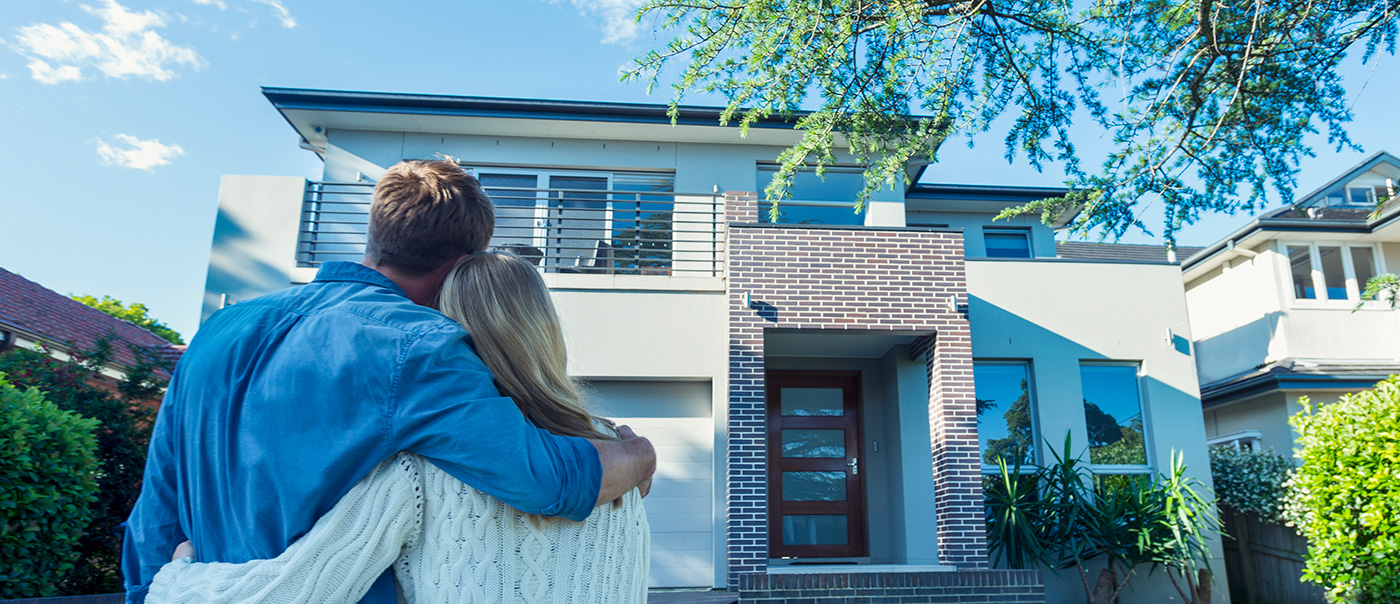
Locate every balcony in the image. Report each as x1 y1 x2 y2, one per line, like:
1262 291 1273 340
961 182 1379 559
297 181 726 283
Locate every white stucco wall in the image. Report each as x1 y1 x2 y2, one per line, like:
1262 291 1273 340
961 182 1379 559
1202 392 1294 456
967 258 1228 604
202 175 307 322
1185 244 1286 384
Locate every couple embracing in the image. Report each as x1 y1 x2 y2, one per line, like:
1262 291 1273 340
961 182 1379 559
121 160 658 604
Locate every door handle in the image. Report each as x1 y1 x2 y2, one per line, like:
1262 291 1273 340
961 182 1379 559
847 457 859 475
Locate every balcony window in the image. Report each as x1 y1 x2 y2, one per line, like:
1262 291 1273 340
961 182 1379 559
984 229 1032 258
973 362 1036 471
756 165 866 226
473 168 677 274
1281 242 1385 303
1079 363 1148 468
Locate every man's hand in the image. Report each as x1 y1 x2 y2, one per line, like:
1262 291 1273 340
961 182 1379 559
590 425 656 506
172 540 194 561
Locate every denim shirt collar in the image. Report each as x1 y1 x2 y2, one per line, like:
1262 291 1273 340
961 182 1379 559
312 262 409 299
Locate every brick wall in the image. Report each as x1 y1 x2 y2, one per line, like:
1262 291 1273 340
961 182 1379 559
724 192 987 587
738 571 1044 604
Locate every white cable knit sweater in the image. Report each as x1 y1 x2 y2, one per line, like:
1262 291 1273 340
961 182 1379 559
146 453 649 604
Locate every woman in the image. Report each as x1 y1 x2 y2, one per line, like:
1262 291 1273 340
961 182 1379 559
145 252 649 604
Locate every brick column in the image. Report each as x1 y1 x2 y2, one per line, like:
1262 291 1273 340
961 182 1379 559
922 322 989 568
725 191 766 589
725 191 759 224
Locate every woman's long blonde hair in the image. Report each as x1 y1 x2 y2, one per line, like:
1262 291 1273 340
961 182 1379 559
437 252 615 441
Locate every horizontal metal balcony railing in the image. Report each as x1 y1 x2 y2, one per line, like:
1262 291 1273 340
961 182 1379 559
298 182 726 277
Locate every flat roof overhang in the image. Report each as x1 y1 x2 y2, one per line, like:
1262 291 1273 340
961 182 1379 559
263 87 844 155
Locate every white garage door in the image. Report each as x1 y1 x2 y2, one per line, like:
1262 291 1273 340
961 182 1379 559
585 380 715 588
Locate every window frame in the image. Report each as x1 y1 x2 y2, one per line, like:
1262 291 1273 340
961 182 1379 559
1278 241 1387 307
972 359 1039 475
982 228 1033 259
1078 361 1153 476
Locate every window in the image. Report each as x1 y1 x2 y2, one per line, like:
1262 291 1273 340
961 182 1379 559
1079 364 1148 468
473 168 676 274
1282 242 1385 303
973 362 1036 471
984 229 1032 258
756 165 866 226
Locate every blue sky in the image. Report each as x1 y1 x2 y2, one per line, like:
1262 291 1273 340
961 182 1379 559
2 0 1398 340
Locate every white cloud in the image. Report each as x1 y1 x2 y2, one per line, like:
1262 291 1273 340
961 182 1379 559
0 73 11 81
94 134 185 170
552 0 643 44
191 0 229 9
249 0 296 28
12 0 204 84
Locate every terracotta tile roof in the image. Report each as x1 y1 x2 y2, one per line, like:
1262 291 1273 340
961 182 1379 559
0 266 181 376
1055 241 1204 264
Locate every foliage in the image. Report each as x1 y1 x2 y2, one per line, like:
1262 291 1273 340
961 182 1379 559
1208 446 1291 523
1284 377 1400 603
1355 273 1400 310
626 0 1400 245
0 339 167 594
986 434 1220 604
0 374 101 599
72 294 185 345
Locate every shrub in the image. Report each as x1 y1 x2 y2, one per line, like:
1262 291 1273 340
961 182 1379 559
986 435 1219 604
1285 376 1400 603
0 374 101 598
0 342 163 594
1208 446 1292 522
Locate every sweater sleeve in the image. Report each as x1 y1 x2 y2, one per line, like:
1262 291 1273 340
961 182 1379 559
144 454 423 604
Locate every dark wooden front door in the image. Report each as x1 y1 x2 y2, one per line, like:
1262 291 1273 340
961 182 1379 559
766 370 867 558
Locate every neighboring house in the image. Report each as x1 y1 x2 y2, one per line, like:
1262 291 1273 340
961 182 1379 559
203 87 1226 603
1183 151 1400 456
0 266 182 389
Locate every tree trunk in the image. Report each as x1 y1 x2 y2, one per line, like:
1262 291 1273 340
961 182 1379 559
1193 568 1212 604
1090 567 1117 604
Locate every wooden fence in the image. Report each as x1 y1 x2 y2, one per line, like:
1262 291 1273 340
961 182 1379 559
1221 509 1326 604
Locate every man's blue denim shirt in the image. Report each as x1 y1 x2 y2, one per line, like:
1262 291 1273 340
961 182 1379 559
121 262 602 604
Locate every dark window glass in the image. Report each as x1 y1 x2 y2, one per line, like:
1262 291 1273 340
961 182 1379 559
756 167 866 225
985 231 1031 258
1288 246 1316 299
1353 247 1377 299
782 515 848 545
480 173 539 249
974 363 1034 468
1317 246 1347 300
1080 365 1146 465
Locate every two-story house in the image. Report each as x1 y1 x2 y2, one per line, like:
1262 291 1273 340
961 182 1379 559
202 87 1226 603
1184 151 1400 455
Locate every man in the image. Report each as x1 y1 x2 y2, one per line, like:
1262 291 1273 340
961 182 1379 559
122 160 656 604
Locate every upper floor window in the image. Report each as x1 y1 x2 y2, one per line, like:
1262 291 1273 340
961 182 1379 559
1080 363 1148 469
973 361 1036 471
472 168 677 275
983 229 1032 258
1323 186 1381 208
756 165 866 226
1283 242 1383 303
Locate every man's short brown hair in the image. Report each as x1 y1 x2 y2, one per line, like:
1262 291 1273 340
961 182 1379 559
365 160 494 276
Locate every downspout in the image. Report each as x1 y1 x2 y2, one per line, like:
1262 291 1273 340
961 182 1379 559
1225 239 1259 262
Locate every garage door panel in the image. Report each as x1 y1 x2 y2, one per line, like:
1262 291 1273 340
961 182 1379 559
587 380 716 588
643 479 711 500
647 513 713 532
